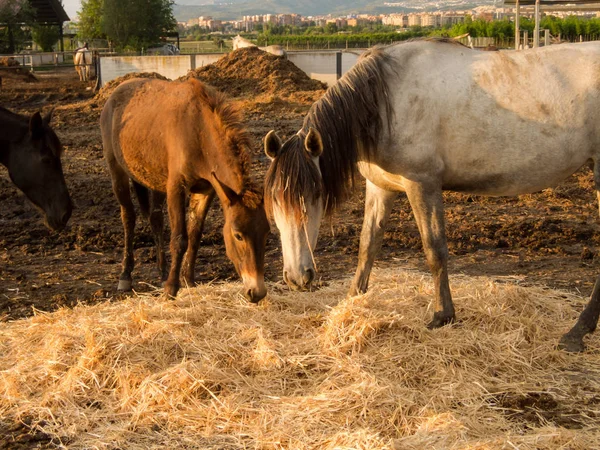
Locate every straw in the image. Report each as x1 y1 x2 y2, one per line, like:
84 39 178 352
1 268 598 449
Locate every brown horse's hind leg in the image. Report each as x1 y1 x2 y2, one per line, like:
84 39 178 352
109 168 136 291
405 180 455 329
182 190 216 286
150 191 167 282
164 181 188 298
559 275 600 352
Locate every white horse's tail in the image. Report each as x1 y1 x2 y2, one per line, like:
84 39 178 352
75 50 93 81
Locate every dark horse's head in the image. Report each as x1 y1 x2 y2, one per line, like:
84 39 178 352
212 174 270 303
4 110 72 231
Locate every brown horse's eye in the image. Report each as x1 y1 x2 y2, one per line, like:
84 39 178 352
234 232 243 242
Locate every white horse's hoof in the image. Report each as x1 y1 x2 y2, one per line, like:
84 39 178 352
117 280 132 291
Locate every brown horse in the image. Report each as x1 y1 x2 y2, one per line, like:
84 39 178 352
100 78 270 300
0 106 72 231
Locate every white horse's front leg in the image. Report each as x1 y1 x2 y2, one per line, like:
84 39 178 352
349 180 397 296
404 180 455 329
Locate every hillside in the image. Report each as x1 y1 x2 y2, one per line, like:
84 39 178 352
174 0 496 21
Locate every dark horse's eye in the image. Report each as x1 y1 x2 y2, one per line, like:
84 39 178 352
234 232 243 242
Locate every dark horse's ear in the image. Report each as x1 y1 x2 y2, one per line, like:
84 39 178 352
304 127 323 158
211 172 238 206
264 130 281 160
43 108 54 126
29 112 44 139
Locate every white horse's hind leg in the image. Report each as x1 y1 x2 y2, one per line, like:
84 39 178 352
559 277 600 352
404 180 455 328
349 180 397 296
558 167 600 351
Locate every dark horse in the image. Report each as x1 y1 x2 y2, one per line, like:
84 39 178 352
0 106 72 231
101 78 270 300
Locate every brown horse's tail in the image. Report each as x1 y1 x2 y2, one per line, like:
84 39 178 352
132 181 151 218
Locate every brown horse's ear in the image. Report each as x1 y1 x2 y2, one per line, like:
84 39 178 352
211 172 238 206
264 130 281 160
43 108 54 125
304 127 323 158
29 112 44 138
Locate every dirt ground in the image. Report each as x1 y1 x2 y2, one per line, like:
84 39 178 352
1 65 600 447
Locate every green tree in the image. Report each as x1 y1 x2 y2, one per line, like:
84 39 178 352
78 0 105 40
0 0 33 53
32 24 60 51
87 0 175 51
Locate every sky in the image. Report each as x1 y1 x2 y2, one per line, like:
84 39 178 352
63 0 82 20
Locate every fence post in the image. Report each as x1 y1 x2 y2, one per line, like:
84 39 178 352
94 52 102 91
336 51 342 80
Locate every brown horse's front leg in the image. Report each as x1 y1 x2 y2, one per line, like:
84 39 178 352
559 275 600 352
349 180 397 297
110 171 136 291
182 190 216 286
164 183 188 298
405 181 455 328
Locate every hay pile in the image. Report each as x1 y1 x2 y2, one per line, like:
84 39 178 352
180 47 327 98
1 268 599 449
93 72 170 106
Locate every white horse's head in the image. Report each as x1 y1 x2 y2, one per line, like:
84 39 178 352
264 128 324 290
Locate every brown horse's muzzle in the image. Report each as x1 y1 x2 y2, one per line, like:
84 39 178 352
243 274 267 303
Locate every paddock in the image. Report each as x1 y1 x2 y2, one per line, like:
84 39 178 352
1 50 600 447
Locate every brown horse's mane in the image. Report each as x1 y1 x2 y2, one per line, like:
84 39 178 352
264 44 394 218
191 80 262 208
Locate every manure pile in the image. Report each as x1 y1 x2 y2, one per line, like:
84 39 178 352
0 57 38 82
0 57 20 67
1 269 599 449
93 72 170 106
181 46 327 98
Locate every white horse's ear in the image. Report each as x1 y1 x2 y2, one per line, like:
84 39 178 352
264 130 282 160
304 127 323 158
43 108 54 125
211 172 238 206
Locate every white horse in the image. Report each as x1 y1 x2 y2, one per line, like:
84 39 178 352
74 49 93 81
264 39 600 353
146 43 180 55
232 35 286 57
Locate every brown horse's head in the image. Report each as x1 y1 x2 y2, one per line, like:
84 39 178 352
212 174 270 303
6 110 72 231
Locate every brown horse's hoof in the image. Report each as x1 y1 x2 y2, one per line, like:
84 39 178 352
117 279 132 291
427 312 455 329
347 285 366 297
163 284 179 299
558 334 585 353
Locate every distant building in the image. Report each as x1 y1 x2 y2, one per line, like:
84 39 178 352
382 14 409 27
407 14 421 27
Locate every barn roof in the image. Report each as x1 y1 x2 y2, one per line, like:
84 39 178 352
0 0 69 24
29 0 69 23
